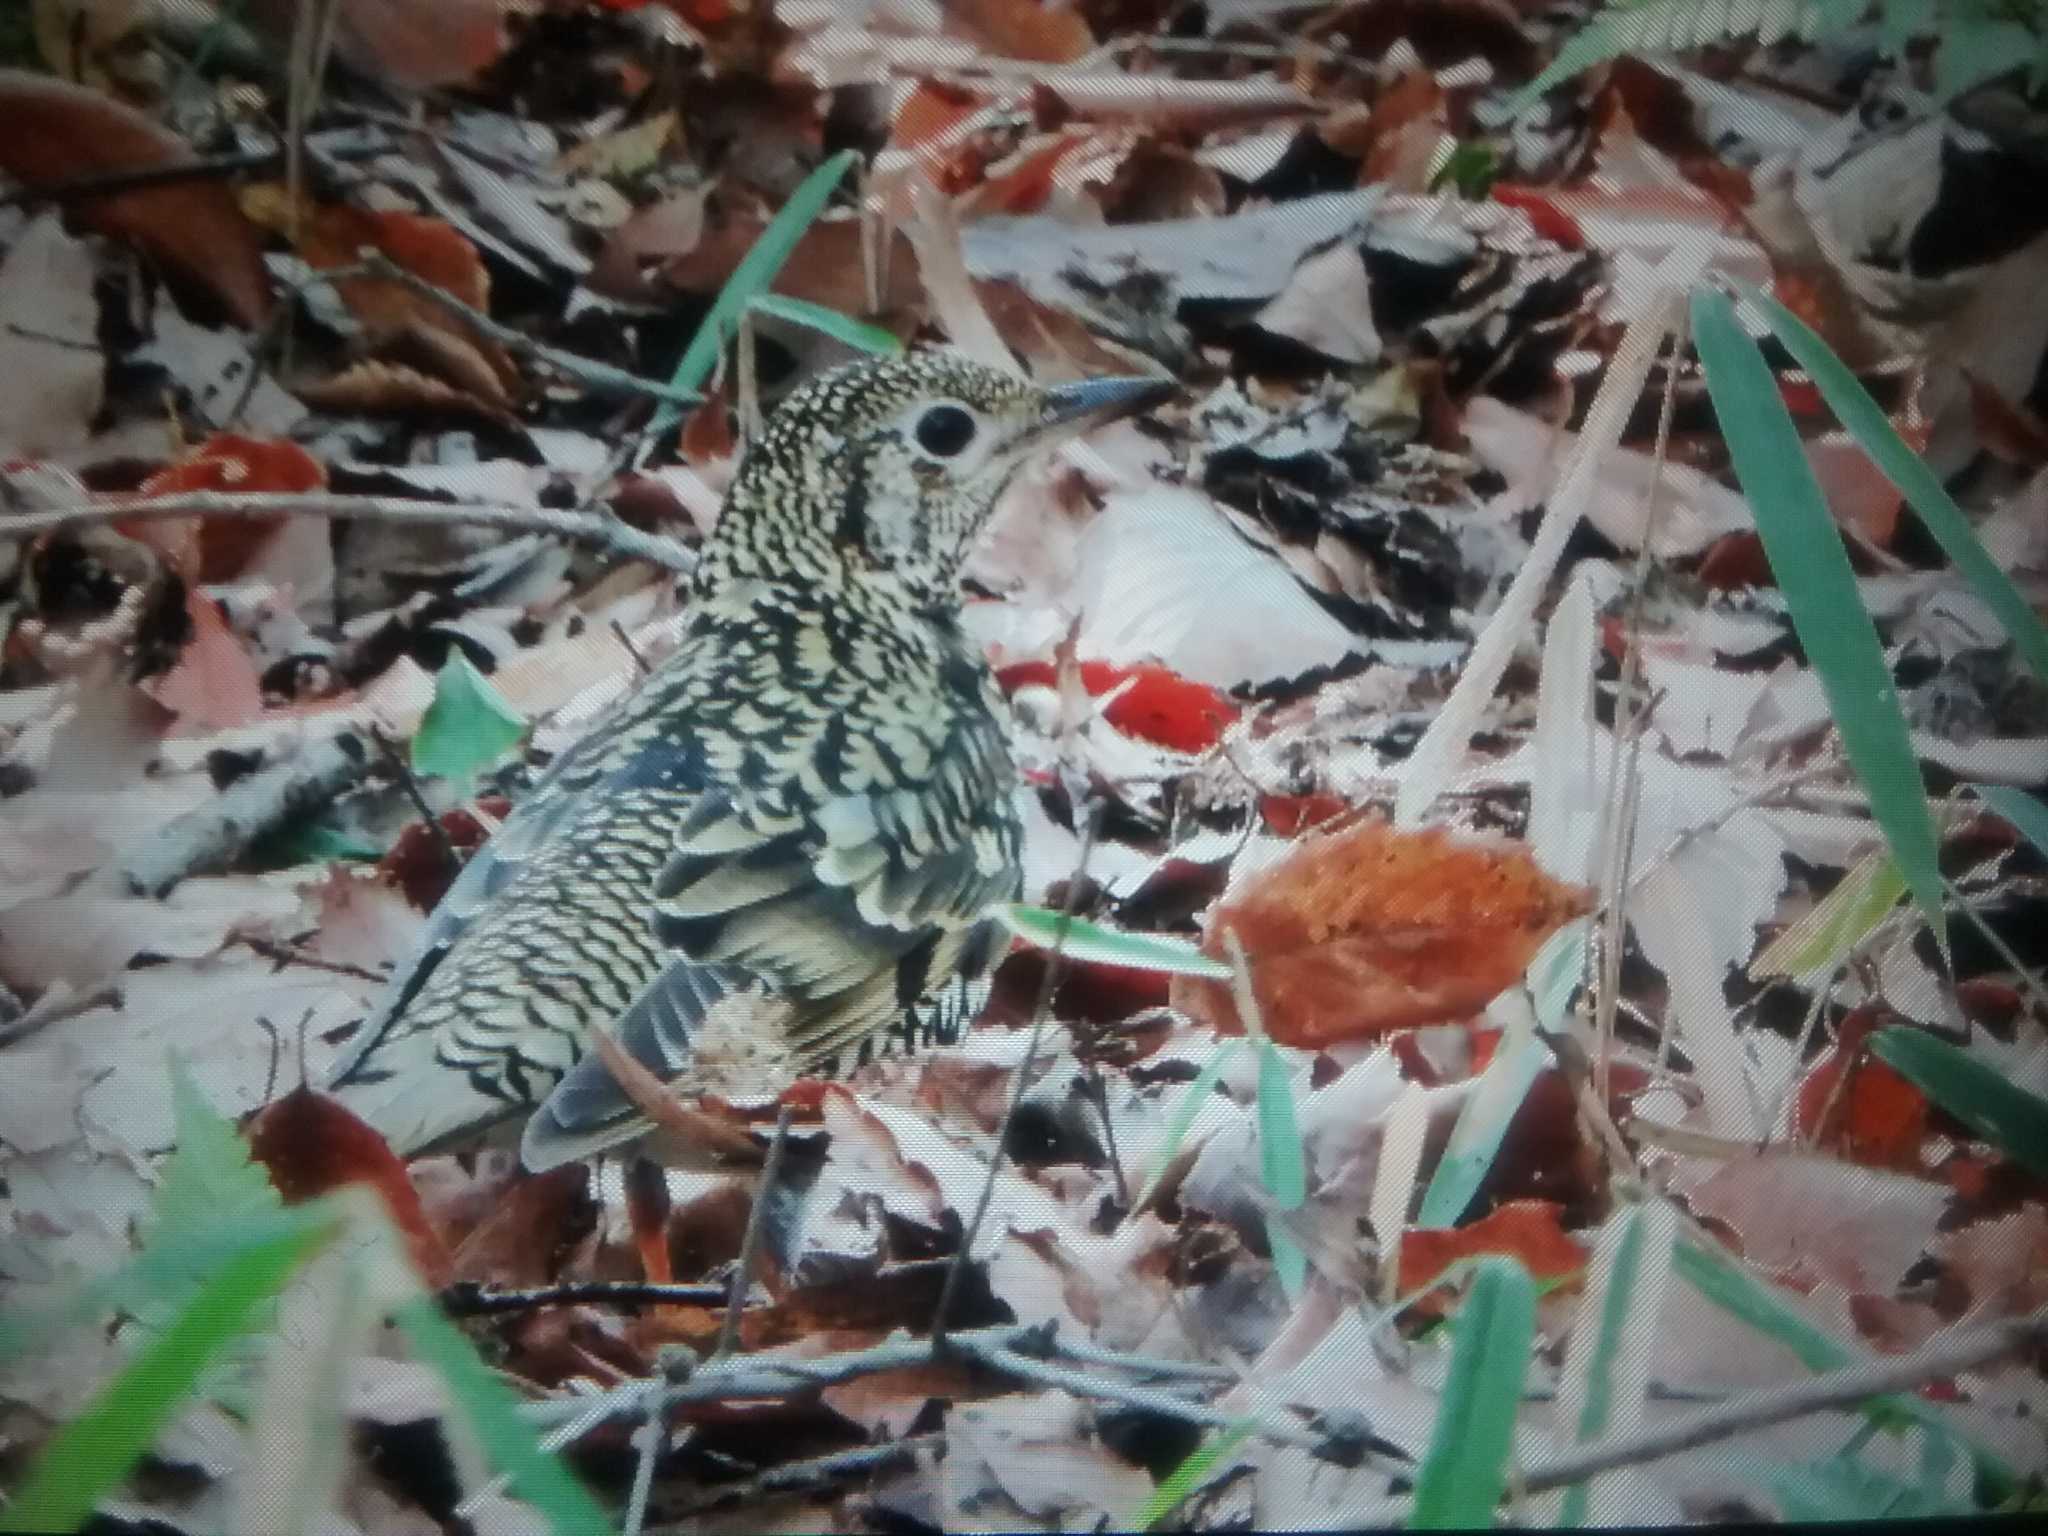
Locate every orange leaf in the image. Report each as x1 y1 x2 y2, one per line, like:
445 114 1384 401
247 1085 453 1287
1171 819 1594 1047
132 434 327 583
1398 1200 1587 1312
1794 1006 1930 1172
0 69 271 330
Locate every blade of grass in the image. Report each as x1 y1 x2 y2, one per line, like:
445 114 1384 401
1728 277 2048 683
1967 784 2048 859
0 1218 337 1535
1555 1200 1677 1525
1868 1025 2048 1179
1419 922 1584 1227
1749 848 1906 981
1692 287 1945 946
747 293 901 356
1671 1236 2015 1495
392 1297 613 1536
1134 1417 1261 1531
996 903 1234 978
1409 1256 1538 1528
641 148 860 452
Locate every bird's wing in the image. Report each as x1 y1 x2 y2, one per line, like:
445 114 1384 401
321 659 707 1097
518 702 1021 1167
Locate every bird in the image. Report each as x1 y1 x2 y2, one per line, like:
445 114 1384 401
324 351 1174 1172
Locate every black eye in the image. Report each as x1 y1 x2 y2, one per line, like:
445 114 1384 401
914 404 977 457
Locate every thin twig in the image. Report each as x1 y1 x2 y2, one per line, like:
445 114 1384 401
0 149 289 211
932 803 1102 1350
714 1104 793 1362
369 725 458 874
7 491 697 576
438 1279 731 1317
651 1433 944 1522
1345 1306 2048 1524
611 619 653 676
345 252 703 406
238 934 390 985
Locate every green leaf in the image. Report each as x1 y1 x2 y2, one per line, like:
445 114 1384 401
995 903 1235 978
1754 1453 1973 1520
1750 849 1907 980
0 1218 336 1535
746 293 902 356
257 818 386 866
1728 277 2048 684
392 1298 613 1536
1691 287 1945 946
643 148 861 448
1134 1418 1261 1531
1133 1037 1243 1207
412 650 525 787
1500 0 1843 119
1409 1257 1537 1529
1868 1026 2048 1179
1967 783 2048 860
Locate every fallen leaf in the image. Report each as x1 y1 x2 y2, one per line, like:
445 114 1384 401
241 0 506 89
1397 1199 1587 1315
0 69 271 329
246 1085 453 1287
950 0 1094 62
0 215 103 457
1172 818 1594 1047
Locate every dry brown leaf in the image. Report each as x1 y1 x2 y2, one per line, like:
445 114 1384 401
1172 818 1593 1046
950 0 1095 62
292 358 515 424
0 69 271 330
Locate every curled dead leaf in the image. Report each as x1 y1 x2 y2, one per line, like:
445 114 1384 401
1171 818 1594 1046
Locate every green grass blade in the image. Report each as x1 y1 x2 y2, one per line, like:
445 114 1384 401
1556 1201 1677 1525
1134 1418 1261 1531
1255 1038 1306 1210
392 1298 614 1536
1729 277 2048 683
1409 1256 1537 1528
0 1219 336 1535
644 148 861 448
1419 921 1583 1227
747 293 901 356
996 903 1234 978
1967 783 2048 859
1692 287 1945 946
1749 848 1906 980
1868 1025 2048 1179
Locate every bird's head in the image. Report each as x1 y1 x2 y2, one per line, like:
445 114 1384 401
698 351 1174 608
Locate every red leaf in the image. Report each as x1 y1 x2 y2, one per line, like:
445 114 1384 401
1794 1006 1930 1172
247 1085 453 1287
1398 1199 1587 1315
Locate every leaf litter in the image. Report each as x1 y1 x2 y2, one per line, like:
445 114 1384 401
3 0 2048 1529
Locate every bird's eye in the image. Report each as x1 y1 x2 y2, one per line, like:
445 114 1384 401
913 403 977 458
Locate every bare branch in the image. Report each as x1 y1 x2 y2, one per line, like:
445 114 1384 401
119 729 375 897
4 491 697 577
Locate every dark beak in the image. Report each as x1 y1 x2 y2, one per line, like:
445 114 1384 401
1040 374 1178 432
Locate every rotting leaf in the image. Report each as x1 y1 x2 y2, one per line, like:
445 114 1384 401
1172 819 1594 1047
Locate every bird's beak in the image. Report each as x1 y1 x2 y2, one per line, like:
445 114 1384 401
1039 374 1178 434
